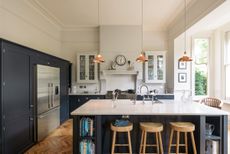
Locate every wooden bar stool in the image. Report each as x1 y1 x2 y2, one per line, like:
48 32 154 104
168 122 197 154
139 122 164 154
111 122 133 154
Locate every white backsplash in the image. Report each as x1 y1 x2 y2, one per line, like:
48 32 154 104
71 80 166 94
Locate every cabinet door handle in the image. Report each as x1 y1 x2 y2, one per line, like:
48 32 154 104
77 99 80 102
86 97 89 100
30 117 34 121
30 104 34 108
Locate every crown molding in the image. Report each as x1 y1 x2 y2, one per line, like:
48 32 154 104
26 0 64 28
26 0 102 31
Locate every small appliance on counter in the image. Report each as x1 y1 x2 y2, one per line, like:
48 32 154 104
36 65 60 141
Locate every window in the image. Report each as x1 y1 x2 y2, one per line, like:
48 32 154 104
193 38 209 96
225 32 230 100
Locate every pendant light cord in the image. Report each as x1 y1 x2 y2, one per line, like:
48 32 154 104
98 0 100 55
142 0 143 53
184 0 187 54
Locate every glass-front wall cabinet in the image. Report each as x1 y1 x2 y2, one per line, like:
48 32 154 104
77 53 98 83
145 51 166 83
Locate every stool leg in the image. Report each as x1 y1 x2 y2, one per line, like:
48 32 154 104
156 132 159 154
185 132 188 154
111 131 116 154
143 131 147 154
159 132 164 154
176 131 180 154
190 132 197 154
139 130 144 154
168 129 174 154
127 131 132 154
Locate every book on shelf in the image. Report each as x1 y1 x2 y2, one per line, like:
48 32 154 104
79 140 95 154
80 117 94 137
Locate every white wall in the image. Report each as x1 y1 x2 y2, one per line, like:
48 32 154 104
61 27 99 81
0 0 63 57
99 26 168 92
143 30 168 51
168 0 226 93
174 33 192 100
61 25 168 92
99 26 142 91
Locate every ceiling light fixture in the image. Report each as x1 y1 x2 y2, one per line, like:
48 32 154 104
94 0 105 63
136 0 148 63
178 0 192 62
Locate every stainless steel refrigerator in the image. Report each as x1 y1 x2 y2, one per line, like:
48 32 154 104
36 65 60 141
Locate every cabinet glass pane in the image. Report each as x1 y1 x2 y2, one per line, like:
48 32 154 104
80 55 86 80
148 55 154 80
89 55 95 80
157 55 164 80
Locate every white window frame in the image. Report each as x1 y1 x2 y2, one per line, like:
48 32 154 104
224 31 230 100
192 37 211 100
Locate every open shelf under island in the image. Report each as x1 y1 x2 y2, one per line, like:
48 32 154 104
71 99 228 154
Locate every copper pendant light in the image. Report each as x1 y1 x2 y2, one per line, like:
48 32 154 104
178 0 192 62
136 52 148 62
136 0 148 63
93 54 105 63
94 0 105 63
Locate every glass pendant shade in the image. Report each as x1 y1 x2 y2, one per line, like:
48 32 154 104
93 54 105 63
136 52 148 63
178 51 192 62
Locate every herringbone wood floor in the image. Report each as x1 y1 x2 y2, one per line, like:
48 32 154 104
25 119 73 154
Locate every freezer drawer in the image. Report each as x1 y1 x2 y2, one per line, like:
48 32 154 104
37 106 60 141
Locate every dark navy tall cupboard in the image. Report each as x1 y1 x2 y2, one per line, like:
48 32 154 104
0 39 70 153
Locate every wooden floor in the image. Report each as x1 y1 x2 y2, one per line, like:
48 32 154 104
25 120 72 154
25 120 230 154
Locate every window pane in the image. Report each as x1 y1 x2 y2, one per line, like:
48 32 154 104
157 55 164 80
226 65 230 99
194 39 209 96
225 32 230 65
148 55 154 80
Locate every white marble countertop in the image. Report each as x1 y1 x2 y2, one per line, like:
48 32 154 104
71 99 229 116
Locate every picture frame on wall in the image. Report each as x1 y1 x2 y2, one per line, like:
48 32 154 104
178 61 187 69
178 73 187 83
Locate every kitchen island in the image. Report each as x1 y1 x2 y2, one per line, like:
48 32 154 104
71 99 228 154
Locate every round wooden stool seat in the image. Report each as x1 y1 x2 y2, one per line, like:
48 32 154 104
140 122 163 132
110 122 133 132
168 122 197 154
170 122 195 132
111 122 133 154
139 122 164 154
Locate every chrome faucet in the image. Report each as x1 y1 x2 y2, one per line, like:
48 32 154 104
112 89 119 101
140 84 150 95
139 84 152 104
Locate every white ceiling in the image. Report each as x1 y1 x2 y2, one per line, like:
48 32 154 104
29 0 193 31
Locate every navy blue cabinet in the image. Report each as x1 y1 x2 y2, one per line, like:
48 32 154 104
0 39 70 153
1 41 34 153
60 62 70 124
69 95 105 117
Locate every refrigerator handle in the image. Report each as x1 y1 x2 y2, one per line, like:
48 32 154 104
51 83 54 107
48 83 50 108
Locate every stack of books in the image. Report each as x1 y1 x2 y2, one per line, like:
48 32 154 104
80 117 94 137
79 140 95 154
